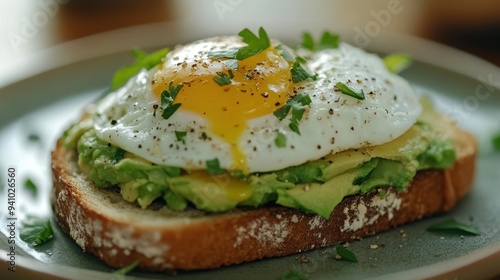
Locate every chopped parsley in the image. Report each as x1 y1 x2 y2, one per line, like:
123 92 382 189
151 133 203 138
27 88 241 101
279 270 308 280
291 61 316 83
20 216 54 247
113 260 140 276
208 27 270 61
301 31 340 50
274 132 287 148
427 218 480 236
213 70 234 86
175 130 187 144
318 31 340 50
160 82 183 119
24 178 37 195
301 32 315 50
492 132 500 151
383 53 412 74
110 148 126 164
206 158 224 175
275 45 295 62
235 27 270 60
274 94 312 135
111 47 169 90
208 48 239 59
335 82 365 100
335 244 358 262
223 59 238 70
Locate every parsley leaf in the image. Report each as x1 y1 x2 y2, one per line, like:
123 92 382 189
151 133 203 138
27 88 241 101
175 131 187 144
492 132 500 151
208 28 271 61
213 70 234 86
113 260 140 276
206 158 224 175
301 31 340 50
208 48 239 59
427 218 480 236
110 148 126 164
275 132 287 148
291 61 316 83
336 82 365 100
384 53 412 73
275 44 295 62
24 178 37 195
319 31 340 50
112 47 169 90
20 216 53 247
223 59 238 70
279 270 308 280
161 82 183 119
273 94 312 135
236 27 271 60
301 32 315 50
335 244 358 262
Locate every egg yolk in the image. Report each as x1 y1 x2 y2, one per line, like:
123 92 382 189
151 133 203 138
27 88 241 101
152 41 293 172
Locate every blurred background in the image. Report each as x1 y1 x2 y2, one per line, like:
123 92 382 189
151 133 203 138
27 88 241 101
0 0 499 84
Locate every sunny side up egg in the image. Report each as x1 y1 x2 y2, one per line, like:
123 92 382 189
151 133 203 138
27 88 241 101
93 32 422 174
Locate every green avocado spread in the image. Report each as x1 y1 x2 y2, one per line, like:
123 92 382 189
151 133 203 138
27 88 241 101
63 99 456 218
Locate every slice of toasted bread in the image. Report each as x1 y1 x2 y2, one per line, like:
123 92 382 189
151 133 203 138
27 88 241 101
50 120 476 272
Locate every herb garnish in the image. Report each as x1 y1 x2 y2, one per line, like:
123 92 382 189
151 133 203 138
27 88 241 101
427 218 480 236
235 27 270 60
160 82 183 119
175 131 187 144
279 270 308 280
301 31 340 50
291 61 317 83
110 148 126 164
113 260 140 276
206 158 224 175
112 48 169 90
275 45 295 62
492 132 500 151
335 82 365 100
24 178 37 195
208 27 270 61
213 70 235 86
274 132 287 148
273 94 312 135
223 59 238 70
383 53 412 74
335 244 358 262
301 32 315 51
20 216 54 247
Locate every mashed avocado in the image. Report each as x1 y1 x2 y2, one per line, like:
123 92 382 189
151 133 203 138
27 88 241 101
64 99 456 218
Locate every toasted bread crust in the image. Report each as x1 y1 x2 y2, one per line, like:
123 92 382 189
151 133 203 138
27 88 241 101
51 124 476 271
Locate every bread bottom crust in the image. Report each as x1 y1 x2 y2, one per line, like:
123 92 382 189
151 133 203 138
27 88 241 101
51 129 476 271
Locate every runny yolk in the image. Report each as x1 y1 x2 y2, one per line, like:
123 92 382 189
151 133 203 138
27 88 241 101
151 41 293 172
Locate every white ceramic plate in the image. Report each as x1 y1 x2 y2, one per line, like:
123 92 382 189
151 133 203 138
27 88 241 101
0 22 499 280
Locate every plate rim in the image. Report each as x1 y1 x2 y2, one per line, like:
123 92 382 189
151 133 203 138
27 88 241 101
1 22 499 280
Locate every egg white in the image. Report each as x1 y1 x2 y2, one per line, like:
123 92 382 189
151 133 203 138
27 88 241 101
94 40 421 173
